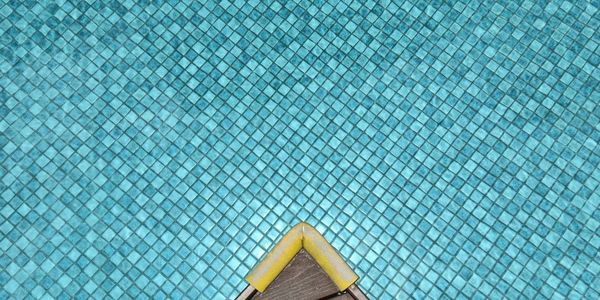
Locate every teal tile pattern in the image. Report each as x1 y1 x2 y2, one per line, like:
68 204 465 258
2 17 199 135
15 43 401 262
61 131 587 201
1 0 600 299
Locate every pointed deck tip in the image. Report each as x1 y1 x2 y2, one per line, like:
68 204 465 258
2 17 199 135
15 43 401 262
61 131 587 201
244 222 359 293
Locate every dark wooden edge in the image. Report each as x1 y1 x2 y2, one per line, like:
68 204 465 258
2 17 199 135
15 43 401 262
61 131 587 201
315 284 369 300
347 284 368 300
236 285 257 300
236 283 367 300
316 291 348 300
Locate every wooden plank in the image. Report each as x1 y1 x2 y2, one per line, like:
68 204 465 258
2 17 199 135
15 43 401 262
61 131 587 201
235 285 256 300
329 293 354 299
251 249 339 299
347 284 368 300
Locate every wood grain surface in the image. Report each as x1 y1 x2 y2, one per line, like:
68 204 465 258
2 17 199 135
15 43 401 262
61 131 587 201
251 249 339 300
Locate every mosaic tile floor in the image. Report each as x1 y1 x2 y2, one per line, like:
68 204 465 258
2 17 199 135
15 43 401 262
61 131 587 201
1 0 599 299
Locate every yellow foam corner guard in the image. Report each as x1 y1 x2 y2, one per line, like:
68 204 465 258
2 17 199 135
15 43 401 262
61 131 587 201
245 222 359 293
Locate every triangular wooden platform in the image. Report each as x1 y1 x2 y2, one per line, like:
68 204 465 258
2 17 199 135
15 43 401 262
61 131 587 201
237 223 367 300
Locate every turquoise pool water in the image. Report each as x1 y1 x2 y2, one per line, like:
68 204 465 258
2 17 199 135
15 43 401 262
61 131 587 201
1 0 599 299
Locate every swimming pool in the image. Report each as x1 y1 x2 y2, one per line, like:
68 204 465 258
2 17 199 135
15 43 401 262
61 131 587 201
1 0 599 299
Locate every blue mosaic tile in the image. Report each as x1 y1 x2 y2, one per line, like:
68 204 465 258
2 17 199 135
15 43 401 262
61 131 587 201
1 0 600 299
